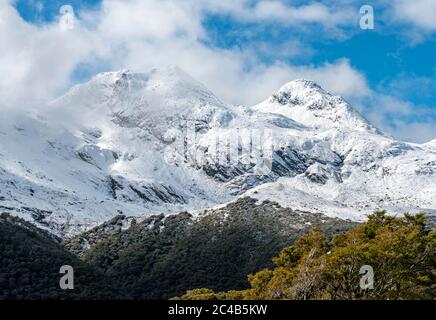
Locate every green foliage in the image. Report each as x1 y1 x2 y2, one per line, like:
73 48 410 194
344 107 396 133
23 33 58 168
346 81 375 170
7 202 429 301
172 288 249 300
72 198 355 299
0 213 122 300
176 212 436 300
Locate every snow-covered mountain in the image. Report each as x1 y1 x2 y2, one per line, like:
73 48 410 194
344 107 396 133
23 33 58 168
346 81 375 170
1 67 435 236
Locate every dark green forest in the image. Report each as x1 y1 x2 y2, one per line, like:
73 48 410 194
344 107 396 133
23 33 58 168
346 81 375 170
66 198 355 299
0 199 434 300
0 213 122 299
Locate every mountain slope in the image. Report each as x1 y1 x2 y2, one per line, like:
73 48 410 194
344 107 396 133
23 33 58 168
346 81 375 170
0 68 234 236
65 198 357 299
245 81 436 219
0 213 122 299
0 67 435 236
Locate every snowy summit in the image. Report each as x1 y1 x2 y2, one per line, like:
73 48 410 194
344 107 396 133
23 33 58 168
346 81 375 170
0 67 435 237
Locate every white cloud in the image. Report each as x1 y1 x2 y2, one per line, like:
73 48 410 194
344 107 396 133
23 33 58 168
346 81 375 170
0 0 95 107
201 0 354 27
394 0 436 31
0 0 366 108
0 0 434 143
248 1 352 27
97 0 205 41
355 93 436 144
228 59 371 106
388 122 436 144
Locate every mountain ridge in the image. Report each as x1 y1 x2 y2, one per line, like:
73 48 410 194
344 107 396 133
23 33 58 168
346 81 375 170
0 67 435 237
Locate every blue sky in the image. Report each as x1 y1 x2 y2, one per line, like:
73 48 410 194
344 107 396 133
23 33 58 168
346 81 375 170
5 0 436 142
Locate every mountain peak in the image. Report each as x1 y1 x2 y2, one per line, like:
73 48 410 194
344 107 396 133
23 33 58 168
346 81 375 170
54 66 224 109
253 79 379 133
87 66 201 87
49 66 230 133
268 79 330 107
280 79 324 91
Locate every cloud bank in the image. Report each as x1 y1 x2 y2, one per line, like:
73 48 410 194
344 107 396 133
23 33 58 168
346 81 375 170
0 0 434 142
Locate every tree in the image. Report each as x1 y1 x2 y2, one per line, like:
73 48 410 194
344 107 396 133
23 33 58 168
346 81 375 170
176 212 436 300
